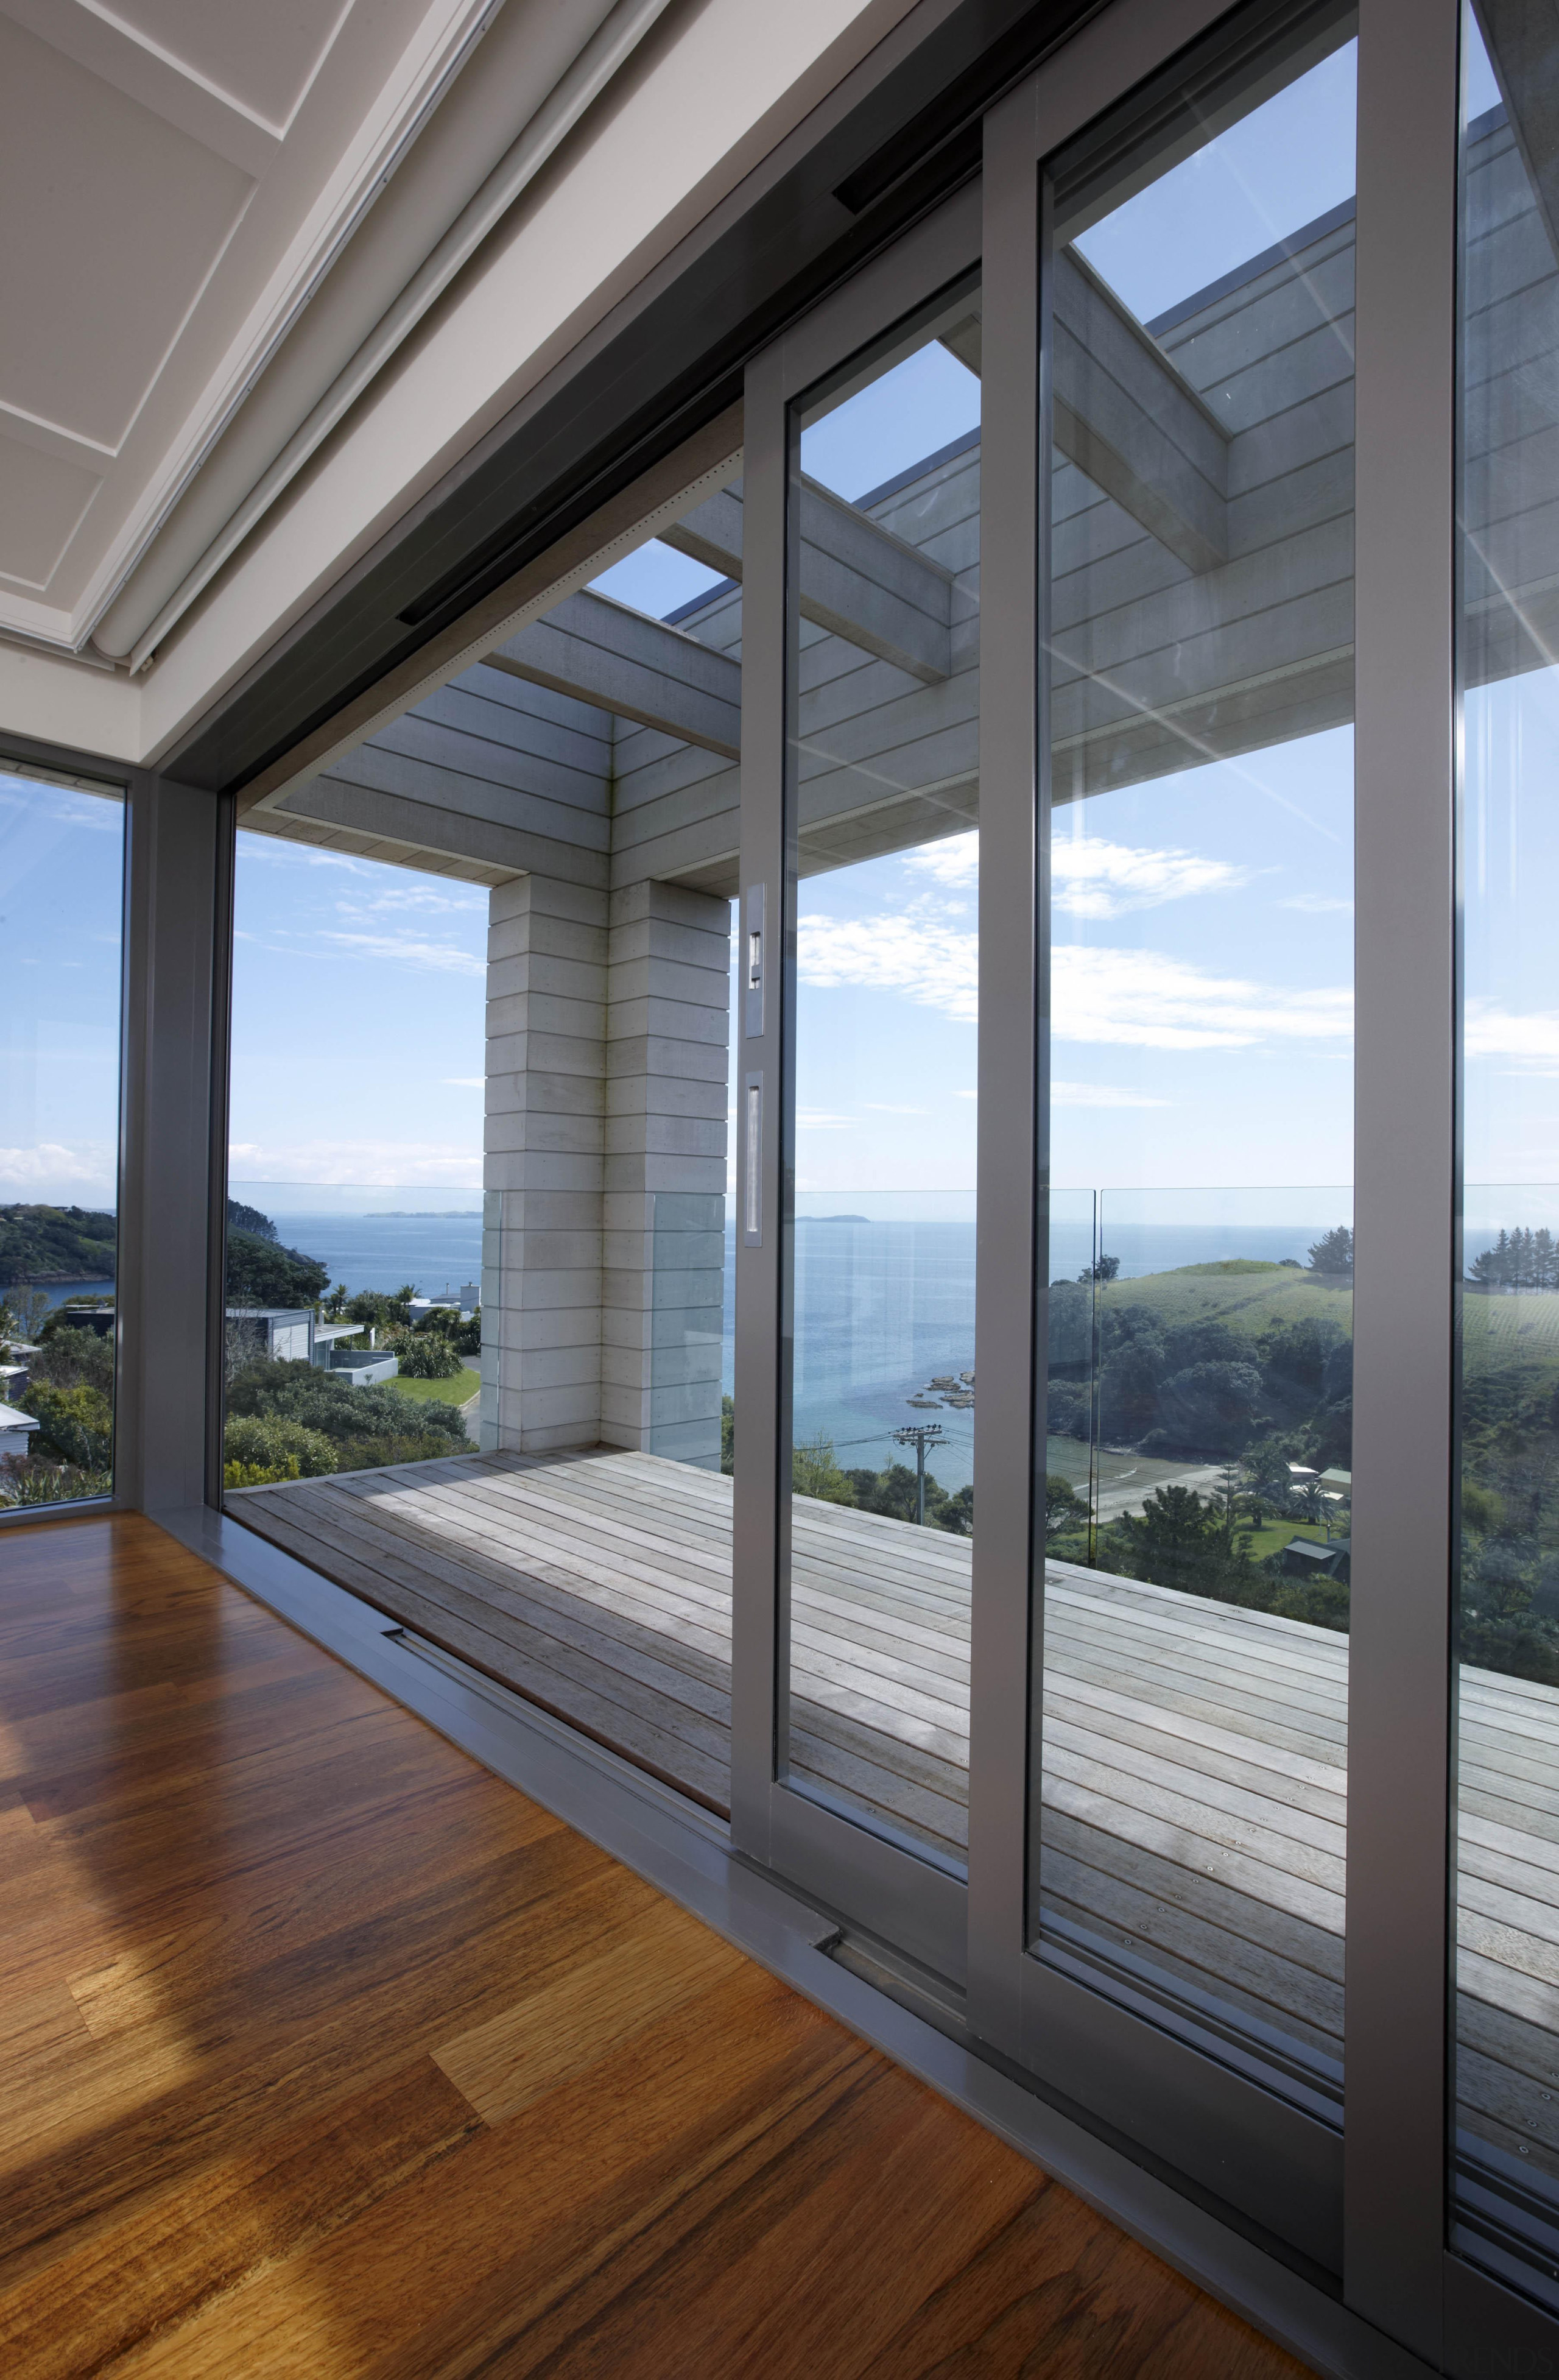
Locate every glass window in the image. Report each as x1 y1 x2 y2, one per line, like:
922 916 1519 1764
0 765 125 1512
781 278 982 1866
1453 0 1559 2300
222 835 488 1499
1032 7 1357 2116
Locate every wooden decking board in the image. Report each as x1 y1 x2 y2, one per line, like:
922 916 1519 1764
228 1444 1559 2175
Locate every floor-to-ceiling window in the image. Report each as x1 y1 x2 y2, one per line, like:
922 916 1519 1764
0 764 125 1512
1452 0 1559 2301
781 277 982 1869
1030 1 1358 2117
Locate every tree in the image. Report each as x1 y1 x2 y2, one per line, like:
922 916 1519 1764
1306 1225 1354 1275
1 1287 53 1346
1079 1253 1121 1282
225 1230 328 1307
1104 1484 1257 1602
1044 1474 1088 1542
792 1432 855 1504
1149 1359 1264 1457
24 1381 113 1469
720 1394 734 1475
226 1198 278 1242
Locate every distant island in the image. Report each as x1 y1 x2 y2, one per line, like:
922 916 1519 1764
797 1214 871 1224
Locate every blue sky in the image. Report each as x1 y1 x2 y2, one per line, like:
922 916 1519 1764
0 772 125 1207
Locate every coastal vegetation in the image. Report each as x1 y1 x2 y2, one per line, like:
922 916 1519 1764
0 1203 116 1285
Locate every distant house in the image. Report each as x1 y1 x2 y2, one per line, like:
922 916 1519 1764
226 1307 399 1385
0 1401 40 1460
1279 1535 1351 1586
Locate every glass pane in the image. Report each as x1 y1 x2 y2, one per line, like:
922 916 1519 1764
782 277 982 1866
1032 5 1357 2117
220 468 745 1821
1453 3 1559 2298
0 766 125 1511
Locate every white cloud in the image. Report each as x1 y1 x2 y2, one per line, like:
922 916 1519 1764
1051 1081 1171 1107
798 909 1350 1052
443 1077 485 1088
0 1141 117 1196
1054 947 1352 1050
1051 838 1250 919
798 914 979 1021
1465 1001 1559 1072
317 931 485 976
797 1109 856 1130
954 1088 977 1100
906 832 979 886
1279 892 1354 914
865 1102 930 1114
228 1139 482 1187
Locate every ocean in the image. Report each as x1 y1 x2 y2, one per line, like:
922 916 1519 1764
34 1207 1348 1499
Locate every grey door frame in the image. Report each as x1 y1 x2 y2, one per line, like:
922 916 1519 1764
735 0 1522 2360
0 736 229 1532
732 180 982 1985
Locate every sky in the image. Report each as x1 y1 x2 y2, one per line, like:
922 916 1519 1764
0 772 125 1207
7 23 1543 1219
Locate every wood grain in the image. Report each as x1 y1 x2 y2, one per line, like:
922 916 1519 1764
231 1443 1559 2176
0 1511 1301 2379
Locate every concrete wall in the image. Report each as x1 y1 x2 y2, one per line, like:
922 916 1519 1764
482 868 731 1458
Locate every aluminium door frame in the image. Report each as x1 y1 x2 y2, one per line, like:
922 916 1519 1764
968 0 1354 2281
732 180 982 1985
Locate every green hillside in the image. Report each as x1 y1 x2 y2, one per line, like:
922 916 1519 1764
0 1204 116 1285
1097 1260 1353 1341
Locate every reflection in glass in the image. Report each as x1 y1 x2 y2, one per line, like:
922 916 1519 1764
0 768 124 1512
781 280 982 1866
1453 3 1559 2300
1033 6 1357 2116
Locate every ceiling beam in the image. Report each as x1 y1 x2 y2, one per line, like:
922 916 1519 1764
663 478 955 682
1052 249 1230 574
482 589 742 759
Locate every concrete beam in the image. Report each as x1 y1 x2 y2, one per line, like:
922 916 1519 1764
484 591 742 760
1475 0 1559 266
663 479 955 682
1053 249 1230 574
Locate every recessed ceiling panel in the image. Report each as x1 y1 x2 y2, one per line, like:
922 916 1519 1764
107 0 349 127
0 15 251 450
0 428 100 588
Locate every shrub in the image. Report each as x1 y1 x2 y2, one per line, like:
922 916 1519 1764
28 1324 113 1395
222 1413 338 1478
0 1452 112 1506
389 1329 462 1379
225 1230 329 1307
225 1360 467 1451
223 1456 302 1489
24 1381 113 1469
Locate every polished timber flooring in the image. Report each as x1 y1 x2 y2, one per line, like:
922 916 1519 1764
230 1445 1559 2186
0 1511 1301 2379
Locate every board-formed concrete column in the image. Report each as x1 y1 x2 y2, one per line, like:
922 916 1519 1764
601 880 731 1467
480 873 607 1452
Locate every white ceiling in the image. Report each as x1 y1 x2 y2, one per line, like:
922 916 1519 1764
0 0 638 666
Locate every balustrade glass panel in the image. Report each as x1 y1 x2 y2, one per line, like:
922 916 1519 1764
781 278 982 1866
1452 2 1559 2298
1032 2 1357 2114
0 765 125 1512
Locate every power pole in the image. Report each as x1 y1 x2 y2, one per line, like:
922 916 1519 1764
893 1421 945 1526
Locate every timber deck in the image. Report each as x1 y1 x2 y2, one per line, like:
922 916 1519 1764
228 1444 1559 2182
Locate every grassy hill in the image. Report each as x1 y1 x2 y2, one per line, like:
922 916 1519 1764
1098 1260 1352 1341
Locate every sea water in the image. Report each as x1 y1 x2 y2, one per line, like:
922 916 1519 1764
29 1207 1343 1498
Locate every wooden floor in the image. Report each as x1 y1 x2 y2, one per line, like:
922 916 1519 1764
230 1447 1559 2183
0 1512 1300 2380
